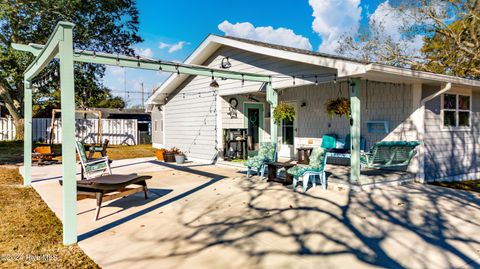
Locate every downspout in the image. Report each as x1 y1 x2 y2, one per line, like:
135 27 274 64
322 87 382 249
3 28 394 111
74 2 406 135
416 82 452 183
421 82 452 105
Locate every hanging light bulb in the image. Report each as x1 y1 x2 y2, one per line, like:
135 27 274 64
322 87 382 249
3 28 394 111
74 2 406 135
315 75 318 86
209 71 219 88
334 74 337 84
293 76 296 85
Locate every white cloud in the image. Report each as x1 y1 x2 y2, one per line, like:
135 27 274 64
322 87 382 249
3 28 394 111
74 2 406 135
158 41 188 53
309 0 362 53
158 42 170 49
134 47 154 58
218 20 313 51
106 66 124 76
168 41 186 53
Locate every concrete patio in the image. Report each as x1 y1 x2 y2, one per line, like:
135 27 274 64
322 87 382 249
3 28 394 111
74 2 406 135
26 157 480 269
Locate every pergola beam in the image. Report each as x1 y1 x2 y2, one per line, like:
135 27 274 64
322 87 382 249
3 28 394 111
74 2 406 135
13 43 272 83
13 21 278 246
22 22 75 80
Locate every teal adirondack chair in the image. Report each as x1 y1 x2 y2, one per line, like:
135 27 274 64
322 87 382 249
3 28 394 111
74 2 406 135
360 141 420 169
75 141 112 179
245 142 277 179
287 147 326 192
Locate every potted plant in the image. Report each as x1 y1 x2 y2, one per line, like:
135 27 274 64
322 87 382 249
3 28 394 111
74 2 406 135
163 149 176 162
172 147 186 164
273 102 296 124
156 148 166 161
325 97 350 118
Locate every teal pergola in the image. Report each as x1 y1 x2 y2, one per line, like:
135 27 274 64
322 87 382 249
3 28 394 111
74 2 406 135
13 21 362 245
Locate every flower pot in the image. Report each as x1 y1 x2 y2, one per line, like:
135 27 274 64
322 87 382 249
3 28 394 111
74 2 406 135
175 155 186 164
156 150 165 161
164 152 175 162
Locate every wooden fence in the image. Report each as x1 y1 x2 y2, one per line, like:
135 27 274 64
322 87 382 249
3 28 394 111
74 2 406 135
0 117 138 145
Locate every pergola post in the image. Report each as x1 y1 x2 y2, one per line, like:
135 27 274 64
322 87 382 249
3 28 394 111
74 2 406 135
58 24 77 245
23 79 32 186
13 21 272 246
266 83 278 154
350 78 361 184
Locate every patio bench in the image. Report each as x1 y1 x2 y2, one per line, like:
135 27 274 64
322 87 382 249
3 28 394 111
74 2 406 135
360 141 420 169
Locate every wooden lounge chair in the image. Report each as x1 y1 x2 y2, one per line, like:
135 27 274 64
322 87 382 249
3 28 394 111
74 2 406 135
245 142 277 179
360 141 420 169
61 174 152 221
75 141 111 179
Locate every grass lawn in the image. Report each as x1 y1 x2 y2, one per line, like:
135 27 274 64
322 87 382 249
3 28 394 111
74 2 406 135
431 180 480 193
0 140 157 165
0 141 156 267
0 166 99 268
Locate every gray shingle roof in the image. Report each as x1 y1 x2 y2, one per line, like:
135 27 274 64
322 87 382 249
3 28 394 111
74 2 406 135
216 35 367 64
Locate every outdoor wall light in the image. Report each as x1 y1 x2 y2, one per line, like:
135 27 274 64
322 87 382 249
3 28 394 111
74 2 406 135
220 57 232 69
301 101 307 107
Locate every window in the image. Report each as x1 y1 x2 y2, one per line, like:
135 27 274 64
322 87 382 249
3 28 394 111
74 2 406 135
442 93 471 129
154 120 158 132
282 118 294 145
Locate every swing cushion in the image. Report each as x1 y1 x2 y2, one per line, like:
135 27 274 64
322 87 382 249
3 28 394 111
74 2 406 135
321 134 337 149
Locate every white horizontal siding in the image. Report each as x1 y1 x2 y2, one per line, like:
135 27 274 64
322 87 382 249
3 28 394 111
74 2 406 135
423 85 480 181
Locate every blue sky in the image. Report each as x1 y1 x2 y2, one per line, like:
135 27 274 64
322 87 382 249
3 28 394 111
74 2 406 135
101 0 398 107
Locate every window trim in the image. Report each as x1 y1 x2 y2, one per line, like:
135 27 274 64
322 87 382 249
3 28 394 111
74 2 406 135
441 92 472 131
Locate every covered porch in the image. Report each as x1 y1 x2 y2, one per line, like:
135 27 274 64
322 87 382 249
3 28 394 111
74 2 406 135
219 78 420 187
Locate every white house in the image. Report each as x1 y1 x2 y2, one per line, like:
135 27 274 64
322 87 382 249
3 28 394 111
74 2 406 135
146 35 480 183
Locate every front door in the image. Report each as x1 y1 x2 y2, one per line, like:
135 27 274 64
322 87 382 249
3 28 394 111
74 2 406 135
244 103 264 156
279 102 297 158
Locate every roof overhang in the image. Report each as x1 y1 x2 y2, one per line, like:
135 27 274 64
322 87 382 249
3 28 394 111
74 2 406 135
146 35 480 110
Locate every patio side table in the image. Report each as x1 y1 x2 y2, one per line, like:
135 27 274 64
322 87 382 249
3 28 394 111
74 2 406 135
297 147 313 164
267 162 295 185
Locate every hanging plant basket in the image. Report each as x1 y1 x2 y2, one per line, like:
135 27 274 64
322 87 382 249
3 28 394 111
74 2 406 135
273 102 295 124
325 97 350 118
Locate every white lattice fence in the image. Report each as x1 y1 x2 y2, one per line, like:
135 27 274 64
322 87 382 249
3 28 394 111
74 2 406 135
0 117 16 141
1 117 138 145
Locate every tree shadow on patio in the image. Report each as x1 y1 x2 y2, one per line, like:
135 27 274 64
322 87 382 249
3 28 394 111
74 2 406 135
117 179 480 268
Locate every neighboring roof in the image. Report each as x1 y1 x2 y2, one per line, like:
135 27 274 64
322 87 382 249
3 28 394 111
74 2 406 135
147 34 480 107
91 108 150 116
